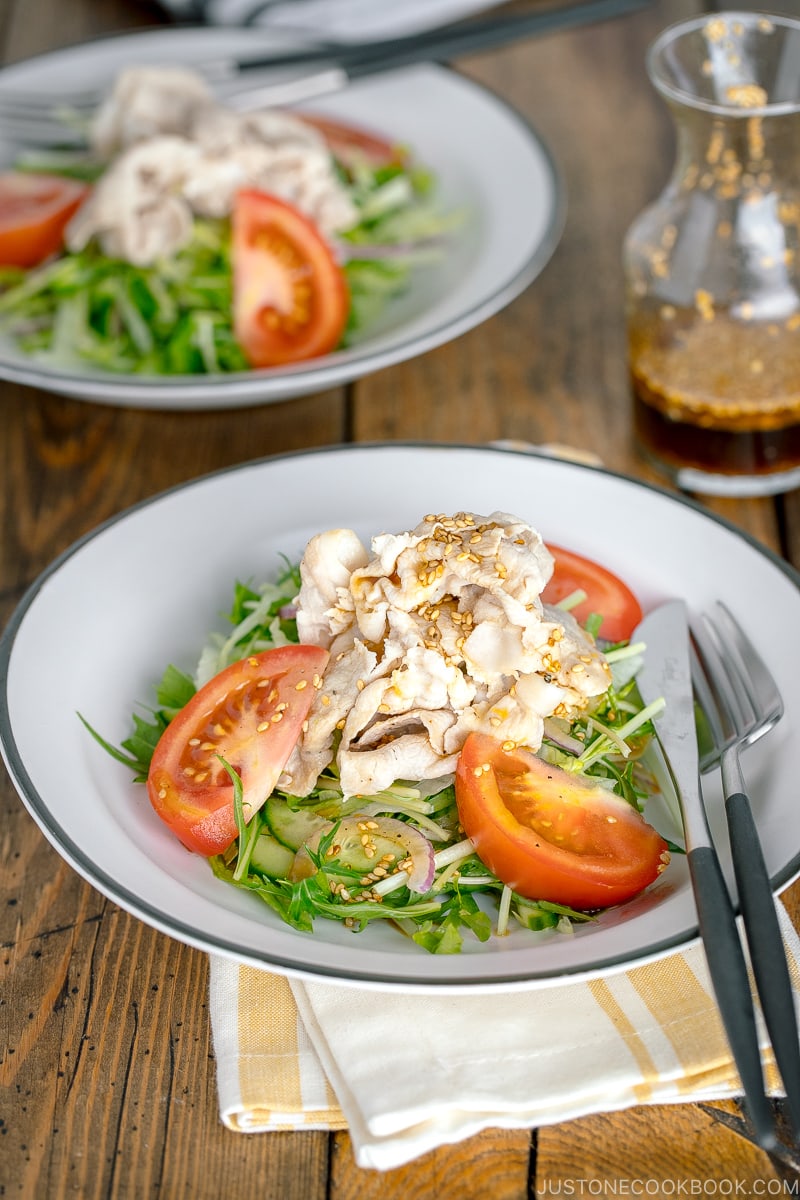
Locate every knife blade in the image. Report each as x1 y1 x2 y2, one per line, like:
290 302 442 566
633 599 778 1151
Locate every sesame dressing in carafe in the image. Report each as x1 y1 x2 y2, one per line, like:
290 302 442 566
623 12 800 496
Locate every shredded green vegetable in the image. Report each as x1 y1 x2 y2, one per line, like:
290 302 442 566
0 151 458 375
80 556 672 956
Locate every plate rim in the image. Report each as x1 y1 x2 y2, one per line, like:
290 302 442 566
3 442 800 990
0 30 565 410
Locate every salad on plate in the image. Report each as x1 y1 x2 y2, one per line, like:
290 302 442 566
0 66 458 375
84 509 676 956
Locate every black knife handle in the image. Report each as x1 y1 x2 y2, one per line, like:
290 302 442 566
726 791 800 1143
688 845 777 1150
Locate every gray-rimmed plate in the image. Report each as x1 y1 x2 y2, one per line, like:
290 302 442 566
0 28 562 410
2 444 798 990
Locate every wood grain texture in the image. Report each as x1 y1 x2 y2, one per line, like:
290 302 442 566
536 1104 786 1189
1 0 798 1195
330 1128 533 1199
351 0 694 481
0 389 346 607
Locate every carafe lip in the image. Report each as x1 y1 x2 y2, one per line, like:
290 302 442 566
647 10 800 119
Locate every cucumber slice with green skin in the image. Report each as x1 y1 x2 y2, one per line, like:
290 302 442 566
249 831 296 879
265 795 332 851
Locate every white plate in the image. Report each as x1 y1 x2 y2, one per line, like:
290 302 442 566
0 27 562 410
2 444 799 991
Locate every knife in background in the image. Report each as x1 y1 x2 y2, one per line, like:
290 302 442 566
634 599 779 1152
0 0 654 141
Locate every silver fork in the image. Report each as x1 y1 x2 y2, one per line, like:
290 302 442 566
690 601 800 1145
0 66 352 148
0 0 652 147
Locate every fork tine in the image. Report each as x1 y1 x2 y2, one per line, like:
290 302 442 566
692 620 743 739
699 610 757 733
0 98 96 117
689 639 732 771
693 603 800 1145
713 601 784 727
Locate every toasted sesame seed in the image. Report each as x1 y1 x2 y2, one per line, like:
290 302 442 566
257 721 270 732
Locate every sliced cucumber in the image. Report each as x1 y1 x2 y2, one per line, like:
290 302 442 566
323 819 406 874
249 831 296 879
265 795 332 851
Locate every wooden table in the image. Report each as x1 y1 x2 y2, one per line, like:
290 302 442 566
2 0 799 1194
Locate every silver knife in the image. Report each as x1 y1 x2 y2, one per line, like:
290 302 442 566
634 599 778 1151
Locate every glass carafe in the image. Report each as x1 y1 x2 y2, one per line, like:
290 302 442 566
623 11 800 496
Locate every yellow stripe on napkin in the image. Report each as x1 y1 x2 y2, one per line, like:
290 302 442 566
210 959 347 1131
209 898 799 1156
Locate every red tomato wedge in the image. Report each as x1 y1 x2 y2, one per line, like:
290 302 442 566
147 644 329 856
455 733 669 909
542 545 643 643
300 113 405 169
0 171 88 268
232 190 349 368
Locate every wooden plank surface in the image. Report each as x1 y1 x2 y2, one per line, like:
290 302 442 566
0 0 797 1196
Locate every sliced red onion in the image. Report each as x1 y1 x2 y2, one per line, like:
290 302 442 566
542 717 585 756
278 602 297 619
334 235 446 263
338 814 435 893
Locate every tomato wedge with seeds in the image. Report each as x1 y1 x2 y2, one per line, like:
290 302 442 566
232 190 349 368
455 733 669 910
542 545 643 643
0 171 89 268
147 644 329 856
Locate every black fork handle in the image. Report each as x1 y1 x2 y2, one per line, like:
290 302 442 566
727 791 800 1143
688 845 778 1150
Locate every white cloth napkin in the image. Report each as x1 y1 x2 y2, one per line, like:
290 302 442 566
209 897 800 1171
157 0 507 42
